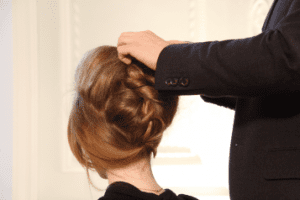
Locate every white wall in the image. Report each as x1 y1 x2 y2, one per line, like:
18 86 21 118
0 1 13 200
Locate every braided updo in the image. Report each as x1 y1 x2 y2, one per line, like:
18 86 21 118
67 45 179 191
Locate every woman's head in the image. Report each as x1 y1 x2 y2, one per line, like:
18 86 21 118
67 45 179 191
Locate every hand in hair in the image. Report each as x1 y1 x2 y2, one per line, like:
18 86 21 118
117 30 170 71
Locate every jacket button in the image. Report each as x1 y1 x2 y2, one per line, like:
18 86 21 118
172 78 178 86
179 77 189 87
165 78 173 86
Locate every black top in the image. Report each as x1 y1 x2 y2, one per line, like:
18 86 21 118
98 181 199 200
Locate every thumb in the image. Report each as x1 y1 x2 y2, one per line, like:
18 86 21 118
122 57 132 65
117 45 132 65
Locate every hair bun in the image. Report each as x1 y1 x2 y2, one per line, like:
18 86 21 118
67 45 179 191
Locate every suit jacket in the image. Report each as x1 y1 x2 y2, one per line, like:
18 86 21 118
155 0 300 199
98 181 198 200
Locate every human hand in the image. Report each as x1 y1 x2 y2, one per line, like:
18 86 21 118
117 30 170 71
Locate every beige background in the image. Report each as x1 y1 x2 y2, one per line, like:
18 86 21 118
11 0 273 200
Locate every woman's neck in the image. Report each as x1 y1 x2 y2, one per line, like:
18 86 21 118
106 157 164 194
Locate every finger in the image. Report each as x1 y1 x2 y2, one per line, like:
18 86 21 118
117 32 136 47
117 36 126 47
119 55 132 65
119 57 131 65
117 45 132 64
117 36 133 48
124 58 132 65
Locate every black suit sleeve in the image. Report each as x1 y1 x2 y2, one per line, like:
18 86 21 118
154 8 300 98
200 95 236 111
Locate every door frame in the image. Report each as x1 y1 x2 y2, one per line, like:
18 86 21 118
12 0 39 200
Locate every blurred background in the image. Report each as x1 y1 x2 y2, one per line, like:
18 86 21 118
1 0 273 199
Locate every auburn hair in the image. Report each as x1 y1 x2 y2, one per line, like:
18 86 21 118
67 45 179 191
